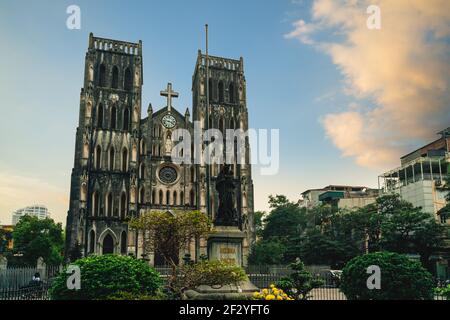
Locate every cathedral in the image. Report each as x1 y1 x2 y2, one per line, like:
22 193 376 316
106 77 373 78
65 33 255 266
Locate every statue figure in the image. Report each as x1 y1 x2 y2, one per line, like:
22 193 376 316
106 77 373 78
165 131 173 156
215 164 240 227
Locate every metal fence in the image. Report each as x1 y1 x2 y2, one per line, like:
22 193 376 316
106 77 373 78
245 265 347 300
0 264 447 300
0 283 52 300
0 265 61 300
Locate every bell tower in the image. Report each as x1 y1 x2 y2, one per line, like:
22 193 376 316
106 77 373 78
192 51 255 264
65 33 143 260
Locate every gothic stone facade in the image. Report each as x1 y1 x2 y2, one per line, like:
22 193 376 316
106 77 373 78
65 34 255 265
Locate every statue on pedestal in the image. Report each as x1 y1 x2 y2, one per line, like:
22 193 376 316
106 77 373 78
215 164 239 227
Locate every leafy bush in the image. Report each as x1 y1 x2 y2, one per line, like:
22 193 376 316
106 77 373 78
171 260 247 297
50 255 162 300
105 291 167 300
340 252 434 300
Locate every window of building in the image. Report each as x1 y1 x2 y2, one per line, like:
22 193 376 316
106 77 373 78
123 108 130 131
109 147 115 171
111 106 117 130
98 64 106 87
229 82 235 103
111 66 119 89
120 193 127 219
218 81 224 103
124 67 132 91
95 145 102 170
122 148 128 171
97 103 104 128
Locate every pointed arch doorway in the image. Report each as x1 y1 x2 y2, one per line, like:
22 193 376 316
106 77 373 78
102 234 114 254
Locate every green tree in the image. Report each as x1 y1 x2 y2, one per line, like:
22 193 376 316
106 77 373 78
12 215 64 265
253 210 266 238
248 240 286 265
262 195 307 245
341 252 434 300
129 210 211 282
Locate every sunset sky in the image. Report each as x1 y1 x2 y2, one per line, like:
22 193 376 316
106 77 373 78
0 0 449 225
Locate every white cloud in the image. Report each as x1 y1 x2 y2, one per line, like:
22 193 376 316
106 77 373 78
286 0 450 169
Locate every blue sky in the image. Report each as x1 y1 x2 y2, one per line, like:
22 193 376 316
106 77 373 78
1 0 447 225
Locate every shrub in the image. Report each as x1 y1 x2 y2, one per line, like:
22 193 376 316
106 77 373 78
276 258 324 300
340 252 434 300
50 255 162 300
105 291 167 300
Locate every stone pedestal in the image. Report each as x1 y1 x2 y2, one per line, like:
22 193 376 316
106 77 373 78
183 281 259 300
208 226 245 267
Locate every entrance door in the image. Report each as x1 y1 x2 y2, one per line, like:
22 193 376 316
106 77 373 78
102 234 114 254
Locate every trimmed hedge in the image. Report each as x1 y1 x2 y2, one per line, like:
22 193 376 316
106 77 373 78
50 255 162 300
340 252 434 300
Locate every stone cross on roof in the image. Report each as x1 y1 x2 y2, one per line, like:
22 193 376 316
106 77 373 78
160 83 179 112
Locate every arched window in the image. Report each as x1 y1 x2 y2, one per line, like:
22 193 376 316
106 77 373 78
120 231 127 255
124 67 132 91
173 191 177 206
152 190 156 204
229 82 235 103
110 106 117 130
140 187 145 204
97 103 104 128
180 191 184 206
92 191 100 216
123 108 130 131
98 64 106 87
120 193 127 219
191 167 195 183
218 81 224 103
106 193 113 217
159 190 163 205
140 139 146 155
208 78 214 101
190 190 195 207
109 147 115 171
166 190 170 205
89 230 95 254
95 145 102 170
122 148 128 172
229 117 235 130
111 66 119 89
208 116 213 130
139 163 145 179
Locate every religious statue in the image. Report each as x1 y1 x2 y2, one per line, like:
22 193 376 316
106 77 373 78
165 131 173 156
215 164 240 227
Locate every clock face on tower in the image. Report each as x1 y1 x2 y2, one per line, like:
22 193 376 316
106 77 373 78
162 114 176 129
